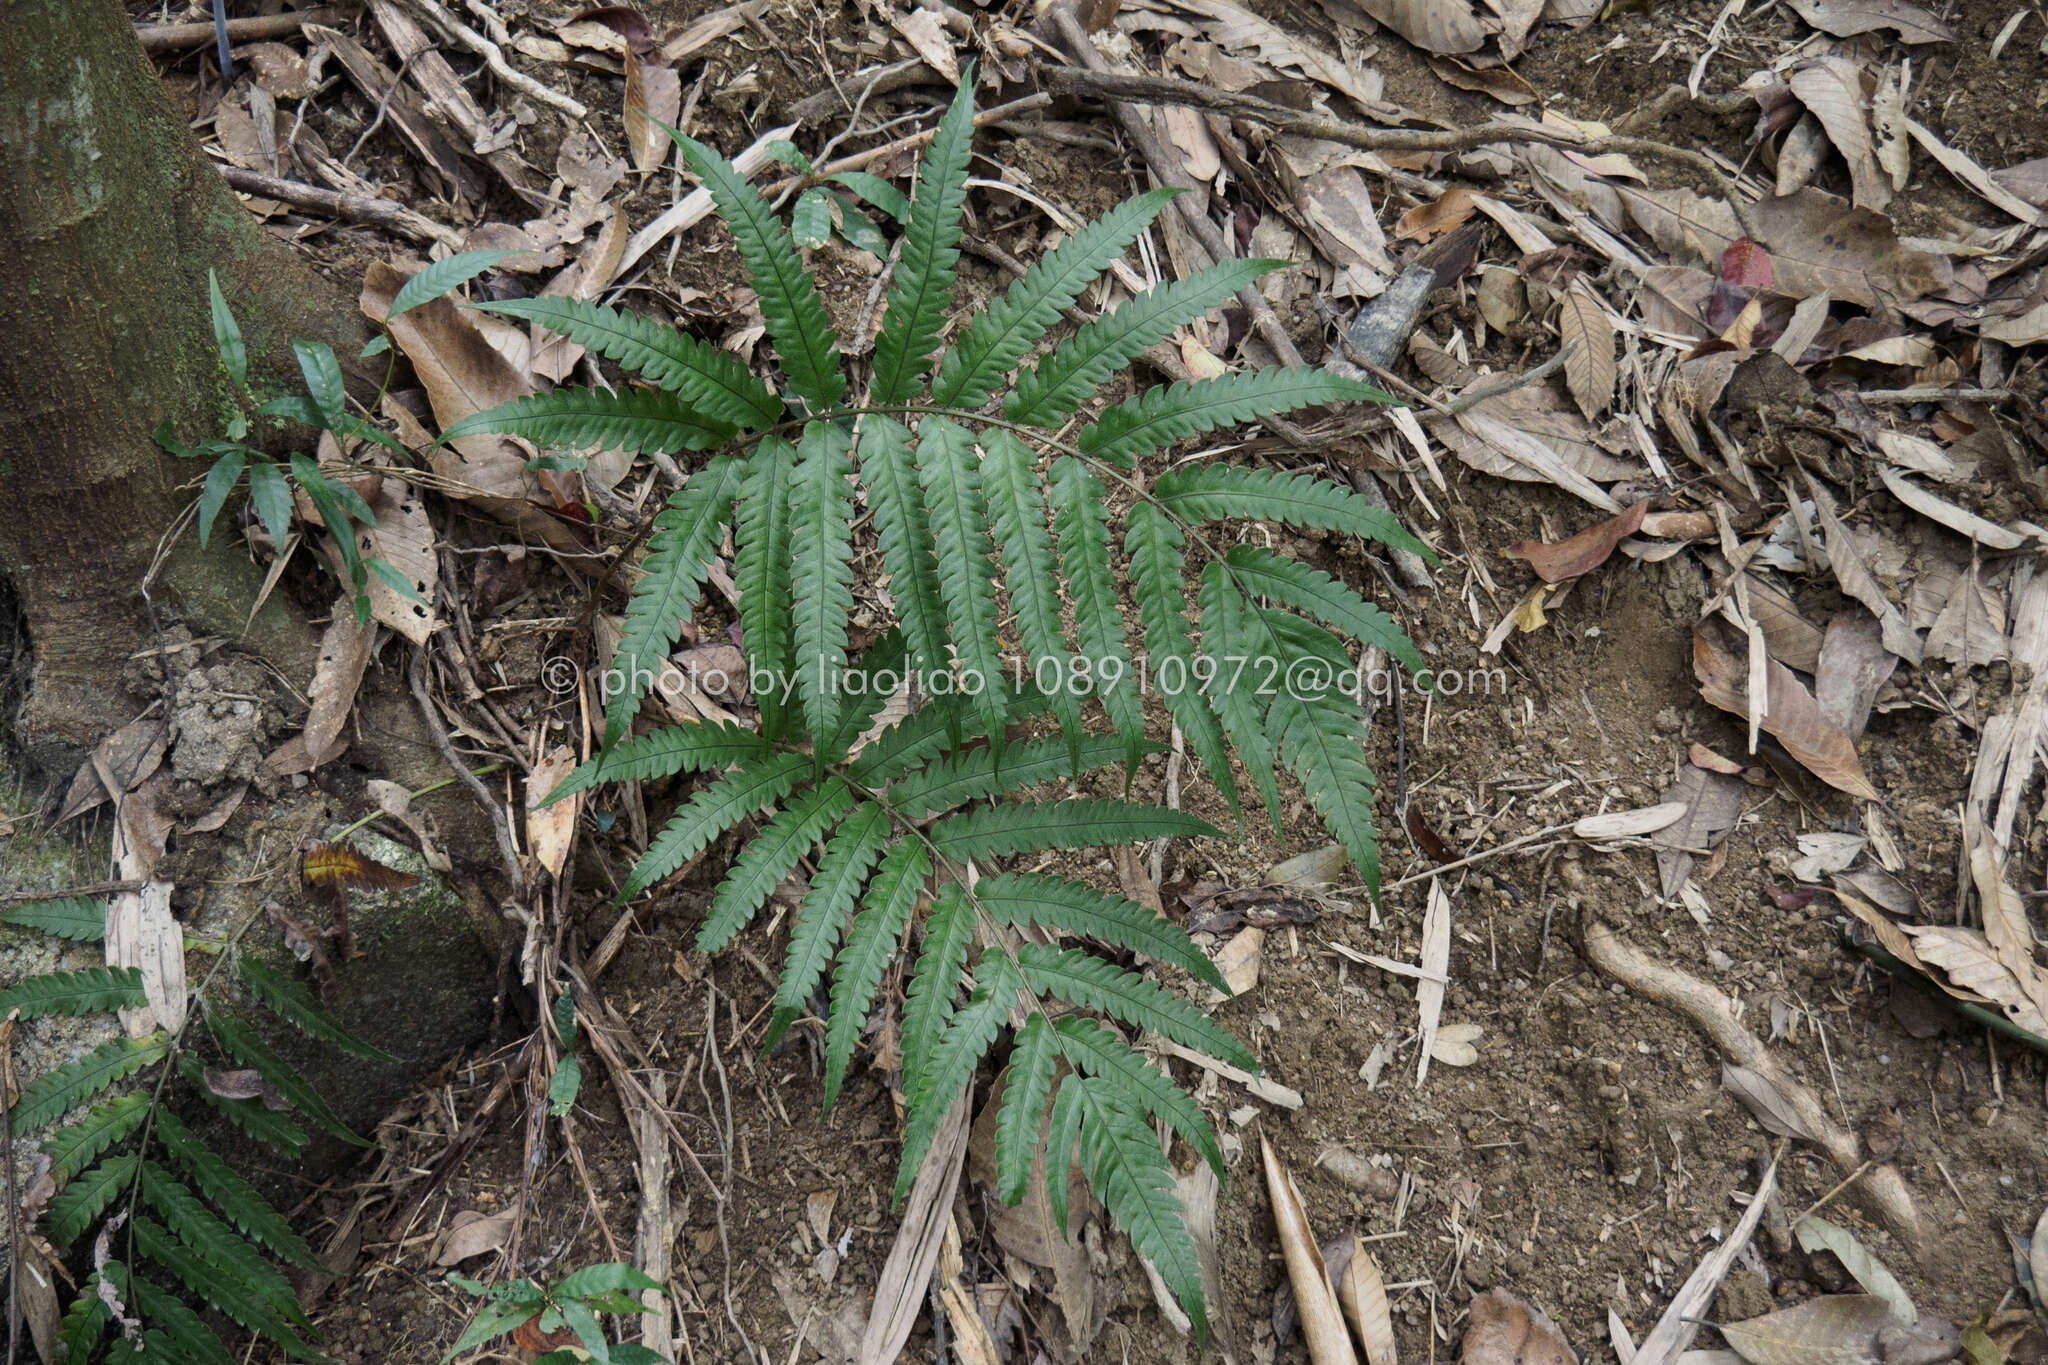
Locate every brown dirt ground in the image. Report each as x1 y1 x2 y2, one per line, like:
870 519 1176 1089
131 0 2048 1361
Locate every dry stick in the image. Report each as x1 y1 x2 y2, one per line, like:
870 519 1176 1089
390 0 587 118
1581 918 1928 1258
217 164 463 246
1043 64 1764 244
136 5 353 51
0 879 144 906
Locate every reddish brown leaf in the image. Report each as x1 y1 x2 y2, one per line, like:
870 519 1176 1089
1462 1288 1574 1365
513 1316 579 1351
1506 501 1649 581
1693 624 1880 801
1405 805 1453 862
301 839 419 891
1395 185 1480 241
1720 237 1775 288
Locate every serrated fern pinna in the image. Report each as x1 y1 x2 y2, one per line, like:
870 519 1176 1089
4 894 387 1364
460 72 1431 1333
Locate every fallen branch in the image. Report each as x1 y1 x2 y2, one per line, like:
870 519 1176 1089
1043 64 1762 243
136 6 353 52
1581 918 1927 1257
217 164 463 246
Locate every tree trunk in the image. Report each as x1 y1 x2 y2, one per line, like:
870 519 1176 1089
0 0 369 772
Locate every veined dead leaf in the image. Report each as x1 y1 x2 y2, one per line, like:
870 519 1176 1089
624 47 683 174
1337 1248 1398 1365
1573 802 1689 839
1396 185 1480 242
1352 0 1486 53
302 839 420 891
1966 825 2048 1024
1788 58 1889 212
1902 117 2043 224
1898 924 2048 1036
1507 500 1647 581
1717 1294 1893 1365
301 595 374 767
1793 1218 1915 1324
526 746 582 881
1262 1139 1357 1365
1558 281 1616 419
889 7 960 83
1783 0 1953 42
1461 1289 1574 1365
1428 1020 1483 1066
434 1209 516 1266
1415 880 1451 1087
357 485 439 645
1722 1063 1822 1141
1694 623 1879 801
1876 465 2029 550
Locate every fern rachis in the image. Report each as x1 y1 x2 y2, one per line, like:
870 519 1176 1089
475 70 1426 1333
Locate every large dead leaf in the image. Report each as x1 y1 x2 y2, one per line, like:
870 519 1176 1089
357 482 439 645
1619 185 1947 307
1558 280 1616 418
1723 1062 1822 1141
624 48 683 174
526 746 582 881
301 596 375 765
1813 610 1897 740
1462 1289 1574 1365
1262 1139 1357 1365
1352 0 1486 53
1717 1294 1893 1365
1158 0 1386 112
1805 476 1922 665
1783 0 1953 41
1694 623 1878 801
1788 58 1888 211
1507 500 1646 581
1898 924 2048 1036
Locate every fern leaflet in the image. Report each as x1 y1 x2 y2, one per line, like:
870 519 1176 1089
789 420 858 746
994 1013 1060 1206
735 436 798 739
930 799 1216 860
134 1216 324 1359
1081 367 1390 468
440 386 734 454
899 883 974 1092
917 416 1008 750
1223 544 1427 674
7 1032 167 1135
42 1093 149 1181
0 965 144 1020
1270 689 1382 895
983 429 1084 765
1067 1074 1204 1337
156 1111 322 1271
209 1009 369 1146
624 751 813 901
823 839 928 1110
1153 462 1435 561
857 417 951 683
1049 457 1145 774
46 1153 138 1244
764 801 888 1049
870 75 976 403
1124 502 1238 817
130 1264 243 1365
238 957 397 1061
1198 564 1284 831
549 716 767 805
0 895 106 939
1017 944 1255 1070
697 779 855 953
885 733 1136 820
974 872 1223 990
895 949 1018 1200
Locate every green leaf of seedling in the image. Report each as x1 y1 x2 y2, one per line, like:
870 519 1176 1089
528 453 591 472
829 170 909 224
827 194 888 256
293 340 346 426
547 1055 581 1116
792 187 832 249
368 556 427 604
245 459 293 549
198 451 246 548
360 334 391 358
764 139 813 173
209 269 247 389
154 419 199 459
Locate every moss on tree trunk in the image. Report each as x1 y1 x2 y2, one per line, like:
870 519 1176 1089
0 0 370 771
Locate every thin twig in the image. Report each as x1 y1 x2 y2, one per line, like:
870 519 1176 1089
389 0 587 117
408 646 525 891
0 880 146 906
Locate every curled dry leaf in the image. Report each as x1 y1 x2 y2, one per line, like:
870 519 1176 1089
433 1209 517 1266
1352 0 1487 53
301 595 375 767
1507 500 1648 581
302 839 420 891
1788 57 1889 212
1793 1217 1915 1325
1396 185 1481 242
1415 880 1451 1088
1783 0 1954 42
1261 1138 1357 1365
526 745 583 881
1461 1289 1574 1365
1694 623 1879 801
1428 1020 1483 1066
1717 1294 1895 1365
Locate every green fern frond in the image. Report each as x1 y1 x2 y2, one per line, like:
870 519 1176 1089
930 799 1217 861
1197 565 1283 832
735 437 798 739
1222 544 1426 674
624 751 813 901
1045 1071 1087 1236
673 133 845 411
472 297 782 428
45 1153 138 1245
155 1111 322 1271
932 187 1180 411
974 872 1223 990
885 733 1137 820
900 883 974 1092
131 1271 239 1365
993 1013 1060 1206
178 1050 311 1156
59 1270 113 1362
441 386 734 454
857 417 951 682
982 429 1084 765
916 416 1008 749
764 801 888 1049
820 628 908 765
870 75 976 403
140 1164 313 1332
1049 458 1145 773
1017 944 1254 1070
1065 1073 1204 1338
209 1009 368 1147
1124 502 1238 817
133 1216 323 1359
823 838 929 1110
239 957 396 1062
42 1093 149 1181
1050 1014 1223 1177
895 949 1019 1201
1080 367 1389 468
0 895 106 940
548 717 767 806
7 1032 167 1135
790 421 858 745
1152 463 1435 561
604 455 746 744
1269 690 1380 895
1006 257 1280 426
697 779 855 953
849 687 1050 787
0 965 145 1020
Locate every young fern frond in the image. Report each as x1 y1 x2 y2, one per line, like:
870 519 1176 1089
445 74 1431 1335
0 965 145 1019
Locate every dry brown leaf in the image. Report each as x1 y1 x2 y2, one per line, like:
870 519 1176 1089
243 42 314 98
1788 58 1888 212
1776 112 1831 197
1652 764 1747 897
890 7 959 83
1903 117 2043 223
302 839 419 892
1876 465 2029 550
1262 1139 1357 1365
1507 500 1646 581
1160 104 1222 181
1573 802 1689 840
1805 476 1923 664
301 597 374 765
1967 822 2048 1024
357 484 439 645
1426 54 1538 104
1163 0 1385 112
1396 185 1480 241
624 48 683 174
1718 1294 1893 1365
1723 1062 1823 1140
1783 0 1953 41
1337 1248 1398 1365
1694 624 1880 801
1461 1289 1574 1365
1633 1155 1780 1364
1558 281 1616 418
526 745 582 881
1352 0 1487 53
1898 924 2048 1035
434 1209 517 1266
1813 610 1897 741
858 1093 970 1365
1415 879 1450 1087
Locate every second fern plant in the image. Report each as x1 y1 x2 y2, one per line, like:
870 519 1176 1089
452 72 1429 1331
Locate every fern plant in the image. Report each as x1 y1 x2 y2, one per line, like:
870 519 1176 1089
3 893 388 1363
453 72 1430 1333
